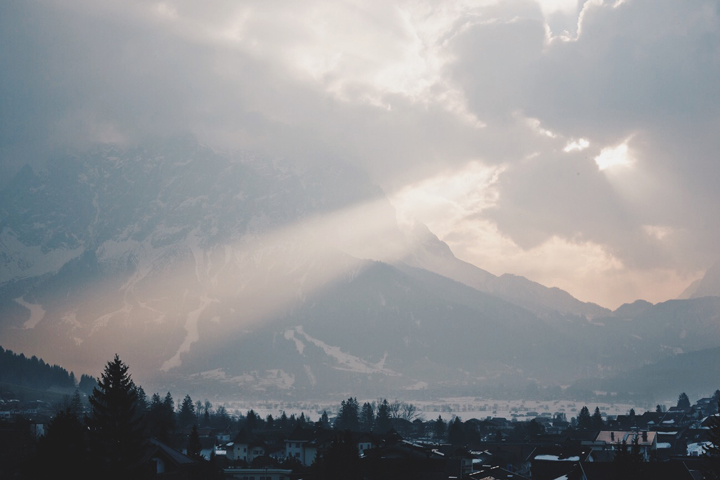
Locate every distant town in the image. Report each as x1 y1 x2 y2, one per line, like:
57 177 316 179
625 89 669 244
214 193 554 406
2 349 719 479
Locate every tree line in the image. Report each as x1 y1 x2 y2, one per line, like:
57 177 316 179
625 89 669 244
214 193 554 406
0 346 95 397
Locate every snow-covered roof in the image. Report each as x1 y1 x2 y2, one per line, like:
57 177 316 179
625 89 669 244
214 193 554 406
534 455 580 461
687 442 710 456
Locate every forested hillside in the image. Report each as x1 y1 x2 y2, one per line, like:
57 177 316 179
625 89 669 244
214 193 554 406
0 346 92 396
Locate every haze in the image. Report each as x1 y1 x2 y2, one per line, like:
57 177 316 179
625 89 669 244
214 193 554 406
2 0 719 310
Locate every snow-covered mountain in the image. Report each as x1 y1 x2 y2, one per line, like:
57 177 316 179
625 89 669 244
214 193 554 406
3 136 720 400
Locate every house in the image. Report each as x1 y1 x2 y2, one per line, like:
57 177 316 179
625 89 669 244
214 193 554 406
591 430 656 461
355 432 375 457
226 428 266 464
284 425 321 466
529 446 589 480
145 438 200 479
694 397 716 417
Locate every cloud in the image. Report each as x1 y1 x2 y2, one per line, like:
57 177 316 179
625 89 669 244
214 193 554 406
2 0 719 307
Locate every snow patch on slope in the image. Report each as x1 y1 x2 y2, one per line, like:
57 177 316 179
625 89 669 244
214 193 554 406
288 326 398 375
15 297 46 329
0 229 84 284
161 295 218 371
284 328 306 355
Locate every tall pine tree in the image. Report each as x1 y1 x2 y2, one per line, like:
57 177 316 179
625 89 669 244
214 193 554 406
86 354 149 480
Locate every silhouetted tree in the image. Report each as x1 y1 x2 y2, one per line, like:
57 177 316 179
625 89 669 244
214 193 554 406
447 417 465 445
279 410 289 431
374 399 392 433
335 397 359 431
178 394 196 429
68 389 84 417
147 392 175 443
677 392 691 410
86 354 148 480
360 402 375 432
35 406 90 479
433 415 446 441
187 424 203 460
592 407 604 429
245 409 260 431
320 410 330 429
577 406 592 429
136 386 149 414
78 373 98 396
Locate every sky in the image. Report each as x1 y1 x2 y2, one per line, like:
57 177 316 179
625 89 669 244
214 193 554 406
1 0 720 309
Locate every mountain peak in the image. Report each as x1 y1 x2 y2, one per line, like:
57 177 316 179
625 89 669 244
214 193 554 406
683 259 720 299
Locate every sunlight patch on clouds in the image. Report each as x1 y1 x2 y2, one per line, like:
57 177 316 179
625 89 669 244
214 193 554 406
564 138 589 152
282 2 487 127
543 0 624 45
537 0 578 16
525 117 557 138
390 161 505 232
594 141 634 171
388 161 691 308
440 221 691 309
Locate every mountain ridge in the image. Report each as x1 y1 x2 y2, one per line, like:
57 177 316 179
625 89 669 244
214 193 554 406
2 137 719 401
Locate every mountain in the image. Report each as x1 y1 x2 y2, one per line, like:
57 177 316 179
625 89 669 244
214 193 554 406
575 345 720 401
680 260 720 299
3 136 720 401
400 223 611 320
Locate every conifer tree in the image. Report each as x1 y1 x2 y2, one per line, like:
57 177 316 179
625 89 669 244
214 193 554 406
592 407 604 429
187 424 203 460
447 417 465 445
374 399 392 433
178 394 196 428
86 354 148 480
677 392 691 410
360 402 375 432
433 415 447 441
335 397 359 431
577 406 592 429
320 410 330 428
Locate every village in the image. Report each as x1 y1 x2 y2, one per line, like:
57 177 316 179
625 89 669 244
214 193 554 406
2 385 718 480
